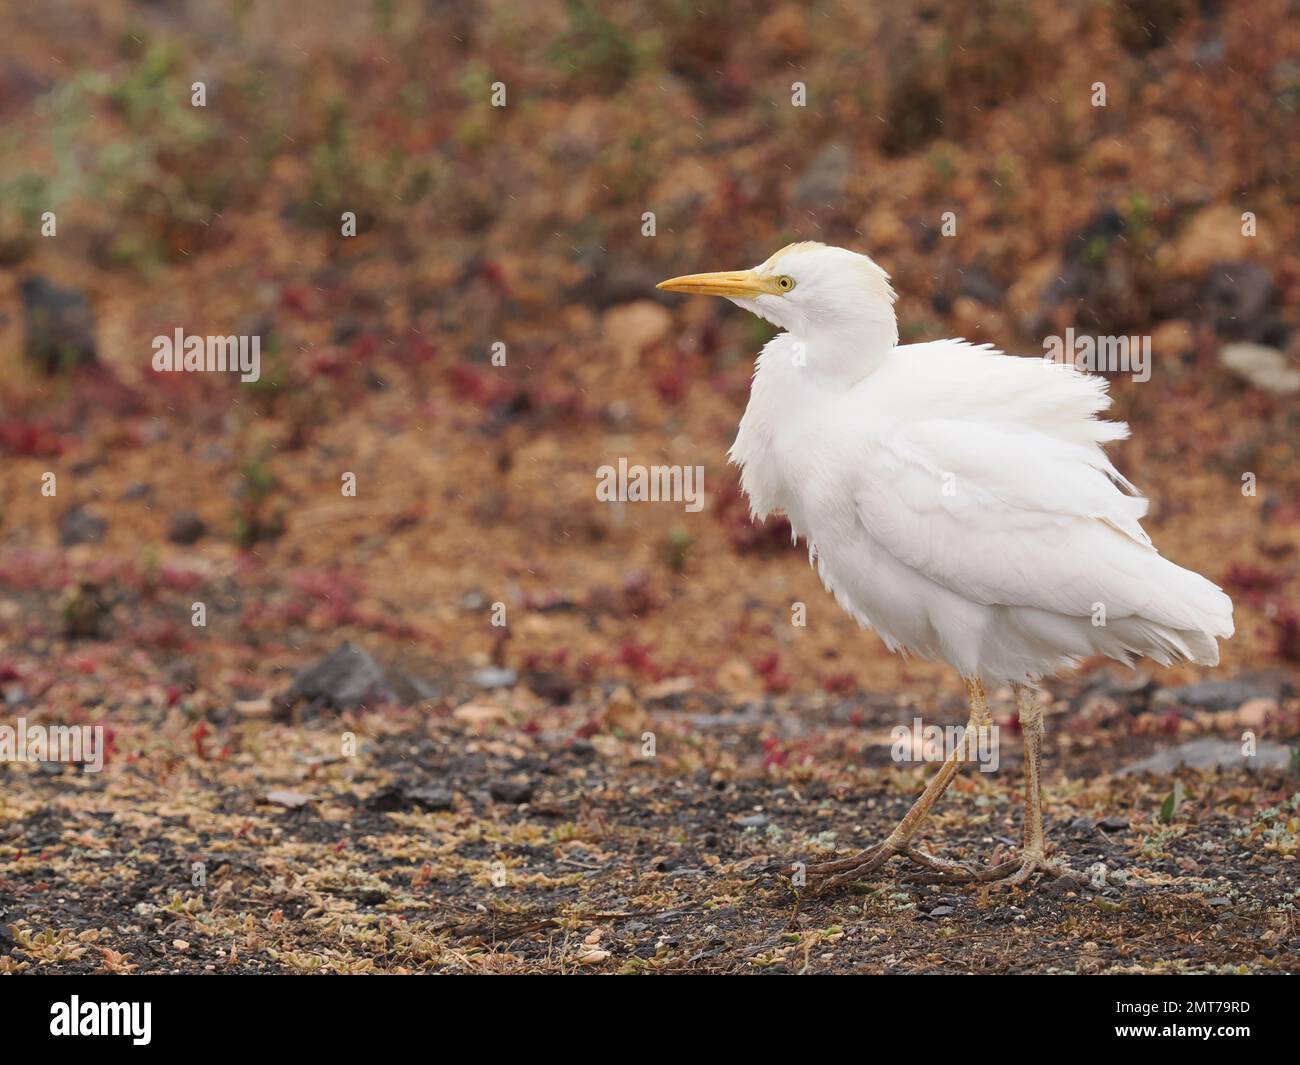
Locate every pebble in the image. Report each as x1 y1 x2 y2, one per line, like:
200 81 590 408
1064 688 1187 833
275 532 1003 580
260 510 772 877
472 666 518 690
489 779 534 804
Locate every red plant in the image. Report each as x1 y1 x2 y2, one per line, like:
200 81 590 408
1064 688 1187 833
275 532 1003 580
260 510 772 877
1271 605 1300 662
615 641 656 674
752 652 792 694
194 722 211 760
0 418 68 457
821 671 857 696
1221 562 1289 606
712 480 795 554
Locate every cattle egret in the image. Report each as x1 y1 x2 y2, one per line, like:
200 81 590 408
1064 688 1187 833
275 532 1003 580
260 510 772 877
658 242 1234 892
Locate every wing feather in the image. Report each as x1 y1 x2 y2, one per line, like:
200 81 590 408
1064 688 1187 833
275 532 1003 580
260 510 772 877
854 411 1229 637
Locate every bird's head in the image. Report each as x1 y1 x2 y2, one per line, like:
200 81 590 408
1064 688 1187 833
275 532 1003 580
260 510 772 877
657 241 898 348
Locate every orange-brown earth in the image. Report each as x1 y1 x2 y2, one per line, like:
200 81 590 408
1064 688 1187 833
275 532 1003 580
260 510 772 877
0 0 1297 973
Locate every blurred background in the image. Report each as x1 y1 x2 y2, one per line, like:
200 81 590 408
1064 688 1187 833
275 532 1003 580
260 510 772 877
3 0 1300 979
1 0 1298 713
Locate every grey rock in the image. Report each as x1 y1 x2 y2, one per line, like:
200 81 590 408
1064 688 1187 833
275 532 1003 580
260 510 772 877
795 143 850 207
489 779 534 805
1097 816 1130 832
59 505 107 546
166 510 206 545
407 786 454 812
736 814 769 829
1153 672 1286 712
1045 873 1084 896
165 659 199 693
365 785 407 812
288 641 392 710
472 666 517 690
1218 342 1300 396
958 264 1005 306
385 669 440 704
367 784 453 813
1203 262 1277 341
1118 738 1291 776
21 277 97 373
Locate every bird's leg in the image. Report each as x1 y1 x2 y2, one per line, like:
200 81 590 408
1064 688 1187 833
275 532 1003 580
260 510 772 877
995 682 1072 885
804 679 991 892
1017 682 1046 860
907 683 1072 887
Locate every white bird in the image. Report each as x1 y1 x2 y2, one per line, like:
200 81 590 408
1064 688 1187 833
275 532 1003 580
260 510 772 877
658 242 1234 891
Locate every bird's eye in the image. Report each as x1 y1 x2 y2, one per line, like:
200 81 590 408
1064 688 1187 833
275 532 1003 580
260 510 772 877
776 275 795 291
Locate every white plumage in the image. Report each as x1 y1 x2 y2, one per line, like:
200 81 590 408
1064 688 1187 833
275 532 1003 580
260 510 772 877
732 332 1233 685
659 241 1234 891
663 241 1233 686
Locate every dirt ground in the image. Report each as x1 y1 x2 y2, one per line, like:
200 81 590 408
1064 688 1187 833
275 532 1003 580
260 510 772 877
3 630 1297 973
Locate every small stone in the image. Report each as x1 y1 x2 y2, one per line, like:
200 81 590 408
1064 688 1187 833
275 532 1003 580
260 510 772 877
1097 816 1129 832
1220 342 1300 394
736 814 769 829
365 785 407 812
602 685 647 733
21 277 97 373
1153 673 1283 712
602 301 673 366
167 510 206 545
452 702 509 726
1235 697 1277 728
1045 873 1084 896
60 580 108 639
489 779 533 805
471 666 517 690
288 642 392 710
1118 738 1291 775
263 790 315 809
795 143 850 208
407 786 454 812
958 264 1005 306
59 505 107 547
1205 263 1277 342
928 905 955 918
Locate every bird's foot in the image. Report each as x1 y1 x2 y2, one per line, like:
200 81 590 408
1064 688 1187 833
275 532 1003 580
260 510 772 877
801 841 968 895
801 841 899 894
905 846 1073 889
900 843 981 877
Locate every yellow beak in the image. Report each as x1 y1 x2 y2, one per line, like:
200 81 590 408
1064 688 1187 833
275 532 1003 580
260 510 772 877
657 269 777 299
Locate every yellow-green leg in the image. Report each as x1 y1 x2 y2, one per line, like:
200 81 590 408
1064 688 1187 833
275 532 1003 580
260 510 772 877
908 682 1073 887
806 678 992 892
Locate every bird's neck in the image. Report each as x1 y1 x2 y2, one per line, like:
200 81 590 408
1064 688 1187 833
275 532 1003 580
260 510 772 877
784 318 897 390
